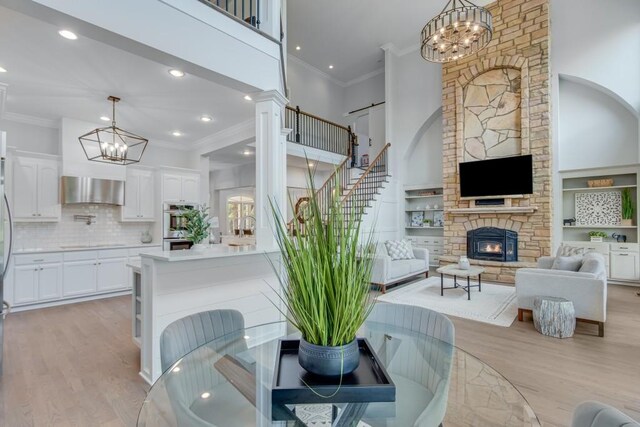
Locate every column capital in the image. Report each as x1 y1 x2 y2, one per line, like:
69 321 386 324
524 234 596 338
255 89 288 107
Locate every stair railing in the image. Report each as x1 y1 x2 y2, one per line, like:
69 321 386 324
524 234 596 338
200 0 261 29
341 143 391 222
288 156 350 235
285 106 355 157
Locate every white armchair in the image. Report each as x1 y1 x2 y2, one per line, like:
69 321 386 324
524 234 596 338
515 254 607 336
371 243 429 293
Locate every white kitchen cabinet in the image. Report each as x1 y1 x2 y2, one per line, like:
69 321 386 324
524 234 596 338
13 262 62 304
181 174 200 203
162 171 200 203
162 173 183 202
13 265 38 304
122 168 156 221
12 155 60 221
63 260 98 297
610 252 640 281
97 257 128 291
38 264 63 301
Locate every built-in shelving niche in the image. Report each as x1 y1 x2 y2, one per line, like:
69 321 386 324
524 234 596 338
562 172 638 244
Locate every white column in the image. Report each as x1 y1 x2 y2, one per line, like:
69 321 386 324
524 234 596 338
255 90 288 251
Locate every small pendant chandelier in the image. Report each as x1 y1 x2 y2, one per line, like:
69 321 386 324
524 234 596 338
78 96 148 165
421 0 493 63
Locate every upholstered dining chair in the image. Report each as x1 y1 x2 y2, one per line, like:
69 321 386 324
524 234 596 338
160 309 246 372
572 401 640 427
158 309 249 426
365 303 455 427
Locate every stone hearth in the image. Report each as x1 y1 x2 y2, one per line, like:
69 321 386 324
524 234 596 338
440 0 552 284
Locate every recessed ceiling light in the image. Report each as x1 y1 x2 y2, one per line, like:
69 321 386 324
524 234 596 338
200 115 212 122
243 335 250 340
308 162 314 167
244 95 253 101
100 116 110 122
58 30 78 40
201 392 211 399
168 69 185 78
329 65 334 69
242 150 252 156
0 66 6 73
172 131 182 137
295 46 301 51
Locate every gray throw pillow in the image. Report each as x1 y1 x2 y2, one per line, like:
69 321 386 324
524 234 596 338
551 255 583 272
385 240 415 260
556 245 585 257
579 252 607 278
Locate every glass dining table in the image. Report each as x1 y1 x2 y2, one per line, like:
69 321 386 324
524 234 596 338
138 321 540 427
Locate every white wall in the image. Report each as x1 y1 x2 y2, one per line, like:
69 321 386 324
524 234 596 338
558 78 639 171
388 48 442 172
551 0 640 113
0 119 58 155
344 72 385 115
287 57 345 123
405 114 443 186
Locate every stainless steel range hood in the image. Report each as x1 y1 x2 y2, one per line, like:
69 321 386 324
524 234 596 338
61 176 125 206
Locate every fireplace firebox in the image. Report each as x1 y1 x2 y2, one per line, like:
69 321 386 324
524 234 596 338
467 227 518 262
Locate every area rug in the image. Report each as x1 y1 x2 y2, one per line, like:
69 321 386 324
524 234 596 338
376 277 518 327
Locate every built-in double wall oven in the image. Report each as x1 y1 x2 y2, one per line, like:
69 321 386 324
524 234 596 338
163 203 195 251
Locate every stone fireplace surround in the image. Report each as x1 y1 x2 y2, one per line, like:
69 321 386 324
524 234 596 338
440 0 552 284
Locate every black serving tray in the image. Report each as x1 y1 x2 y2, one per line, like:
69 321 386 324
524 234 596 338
271 338 396 405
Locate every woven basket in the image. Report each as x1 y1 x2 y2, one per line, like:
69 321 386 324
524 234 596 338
587 178 614 188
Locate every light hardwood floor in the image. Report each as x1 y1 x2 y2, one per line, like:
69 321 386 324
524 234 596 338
0 285 638 426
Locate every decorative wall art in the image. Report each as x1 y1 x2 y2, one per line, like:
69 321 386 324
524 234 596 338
410 211 424 227
575 191 622 226
433 211 444 227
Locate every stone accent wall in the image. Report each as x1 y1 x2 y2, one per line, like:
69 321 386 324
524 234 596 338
441 0 551 283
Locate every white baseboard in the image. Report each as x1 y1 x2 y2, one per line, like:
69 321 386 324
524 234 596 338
8 290 132 313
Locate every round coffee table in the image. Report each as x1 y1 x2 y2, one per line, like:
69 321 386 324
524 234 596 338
437 264 485 300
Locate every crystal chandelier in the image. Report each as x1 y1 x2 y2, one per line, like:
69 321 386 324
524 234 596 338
421 0 493 63
78 96 148 165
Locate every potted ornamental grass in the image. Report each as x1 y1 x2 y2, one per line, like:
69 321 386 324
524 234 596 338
182 205 211 251
269 170 376 377
621 189 634 227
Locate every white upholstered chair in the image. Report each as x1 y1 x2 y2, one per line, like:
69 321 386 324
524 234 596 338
515 253 607 336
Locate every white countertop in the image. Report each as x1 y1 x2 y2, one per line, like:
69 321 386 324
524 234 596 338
140 244 275 262
14 243 162 255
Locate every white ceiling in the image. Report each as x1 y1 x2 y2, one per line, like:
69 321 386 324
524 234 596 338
0 6 254 145
287 0 491 84
207 139 337 171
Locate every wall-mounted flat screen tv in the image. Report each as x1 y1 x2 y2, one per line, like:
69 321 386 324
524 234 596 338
459 155 533 198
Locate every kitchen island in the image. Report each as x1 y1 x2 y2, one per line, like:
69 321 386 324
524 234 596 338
136 245 284 383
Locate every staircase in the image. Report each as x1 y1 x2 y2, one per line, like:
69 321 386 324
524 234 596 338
290 143 391 234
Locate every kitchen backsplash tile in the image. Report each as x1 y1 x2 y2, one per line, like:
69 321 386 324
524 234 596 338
14 205 154 250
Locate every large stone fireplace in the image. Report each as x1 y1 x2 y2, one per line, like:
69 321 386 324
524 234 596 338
440 0 552 283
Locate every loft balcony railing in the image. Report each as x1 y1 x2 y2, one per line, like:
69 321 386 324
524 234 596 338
285 106 355 157
199 0 261 30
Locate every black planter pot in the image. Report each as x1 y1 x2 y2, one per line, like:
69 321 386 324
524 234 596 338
298 337 360 377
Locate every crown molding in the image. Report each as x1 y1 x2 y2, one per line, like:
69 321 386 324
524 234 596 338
191 118 255 151
288 55 347 88
397 43 421 57
2 111 60 129
344 67 385 87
